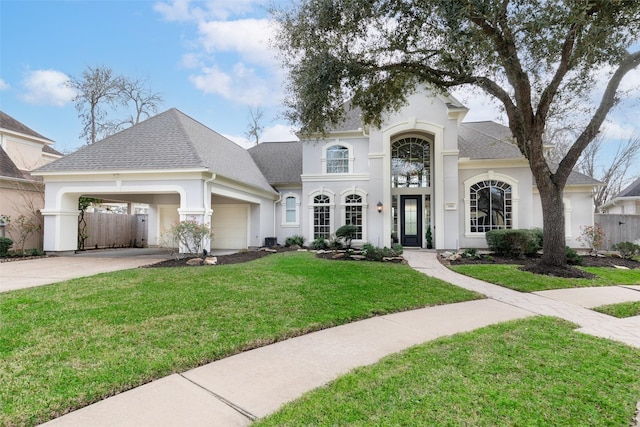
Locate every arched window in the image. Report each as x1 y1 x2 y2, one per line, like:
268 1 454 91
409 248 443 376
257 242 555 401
391 136 431 188
326 145 349 173
312 194 332 239
469 180 512 232
281 193 300 226
344 194 364 240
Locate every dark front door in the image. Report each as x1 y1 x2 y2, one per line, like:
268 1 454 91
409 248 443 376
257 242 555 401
400 195 422 247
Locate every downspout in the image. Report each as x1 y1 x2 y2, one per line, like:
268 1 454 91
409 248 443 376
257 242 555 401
204 174 216 251
273 191 282 238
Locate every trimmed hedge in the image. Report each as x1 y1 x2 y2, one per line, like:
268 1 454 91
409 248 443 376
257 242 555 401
0 237 13 257
485 229 542 258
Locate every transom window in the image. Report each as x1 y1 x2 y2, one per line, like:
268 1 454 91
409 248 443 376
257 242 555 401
313 195 331 239
469 180 512 232
344 194 363 240
326 145 349 174
392 137 431 188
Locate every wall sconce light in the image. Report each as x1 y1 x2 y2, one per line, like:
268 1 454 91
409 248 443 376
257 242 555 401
376 201 383 213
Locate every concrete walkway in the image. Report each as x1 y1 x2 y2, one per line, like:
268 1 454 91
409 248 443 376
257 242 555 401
32 250 640 426
0 248 172 292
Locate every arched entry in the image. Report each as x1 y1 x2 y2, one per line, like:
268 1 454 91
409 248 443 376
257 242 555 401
390 135 433 247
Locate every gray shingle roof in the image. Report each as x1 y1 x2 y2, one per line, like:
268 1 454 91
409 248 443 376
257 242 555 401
36 108 276 194
0 111 53 142
0 147 27 180
248 141 302 185
459 121 522 159
616 177 640 197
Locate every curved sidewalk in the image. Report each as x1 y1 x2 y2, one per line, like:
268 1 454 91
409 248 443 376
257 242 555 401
40 250 640 427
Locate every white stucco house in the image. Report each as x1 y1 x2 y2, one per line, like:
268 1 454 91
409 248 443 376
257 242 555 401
33 89 600 253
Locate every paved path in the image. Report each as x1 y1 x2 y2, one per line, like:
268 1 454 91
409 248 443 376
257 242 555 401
0 248 172 292
32 250 640 426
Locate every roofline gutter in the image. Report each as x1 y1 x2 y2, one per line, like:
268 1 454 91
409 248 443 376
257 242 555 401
31 167 211 177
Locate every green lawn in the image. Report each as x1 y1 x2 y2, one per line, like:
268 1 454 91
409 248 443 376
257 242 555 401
450 264 640 292
257 317 640 426
593 301 640 318
0 251 480 427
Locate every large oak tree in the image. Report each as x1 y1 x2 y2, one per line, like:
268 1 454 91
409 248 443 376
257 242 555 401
273 0 640 271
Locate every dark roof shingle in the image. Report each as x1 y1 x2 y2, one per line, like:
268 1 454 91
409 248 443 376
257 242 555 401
0 111 53 141
249 141 302 185
36 108 276 194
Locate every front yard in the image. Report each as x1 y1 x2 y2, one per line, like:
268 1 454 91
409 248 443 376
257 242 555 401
0 251 479 427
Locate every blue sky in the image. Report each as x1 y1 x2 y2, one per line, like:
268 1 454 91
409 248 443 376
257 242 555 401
1 0 639 179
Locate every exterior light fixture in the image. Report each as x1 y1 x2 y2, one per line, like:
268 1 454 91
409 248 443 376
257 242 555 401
377 201 383 213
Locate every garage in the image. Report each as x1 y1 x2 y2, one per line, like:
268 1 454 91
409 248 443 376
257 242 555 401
211 204 249 250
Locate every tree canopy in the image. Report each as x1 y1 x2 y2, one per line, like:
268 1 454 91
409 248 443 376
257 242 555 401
274 0 640 271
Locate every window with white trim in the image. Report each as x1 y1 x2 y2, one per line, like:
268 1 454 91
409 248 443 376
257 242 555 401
281 193 300 226
326 145 349 173
344 194 363 240
313 194 332 239
469 180 512 232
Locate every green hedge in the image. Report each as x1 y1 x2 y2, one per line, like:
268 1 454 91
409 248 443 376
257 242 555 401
0 237 13 257
485 229 542 258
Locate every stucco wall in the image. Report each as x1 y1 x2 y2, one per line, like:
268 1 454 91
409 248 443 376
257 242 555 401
0 180 44 251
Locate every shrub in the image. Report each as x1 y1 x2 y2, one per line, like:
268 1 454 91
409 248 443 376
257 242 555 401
285 235 305 247
566 246 583 265
391 243 403 255
485 229 542 258
327 235 344 250
462 248 481 260
362 243 403 261
160 218 213 259
612 242 640 260
310 237 328 250
335 225 358 248
577 223 606 256
0 237 13 257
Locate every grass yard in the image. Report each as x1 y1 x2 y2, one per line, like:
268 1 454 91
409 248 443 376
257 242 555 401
593 301 640 318
256 317 640 426
0 251 480 427
450 264 640 292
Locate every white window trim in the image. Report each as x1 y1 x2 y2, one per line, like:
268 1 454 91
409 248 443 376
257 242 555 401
340 188 368 243
281 193 300 227
463 171 519 237
308 188 336 242
321 140 355 175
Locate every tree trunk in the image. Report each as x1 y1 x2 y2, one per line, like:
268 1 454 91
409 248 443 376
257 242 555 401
538 183 567 266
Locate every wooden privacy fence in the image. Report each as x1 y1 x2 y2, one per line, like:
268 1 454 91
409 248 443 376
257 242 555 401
594 213 640 248
84 212 148 249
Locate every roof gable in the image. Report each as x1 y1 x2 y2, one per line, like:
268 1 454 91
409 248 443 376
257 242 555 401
0 111 53 142
35 108 276 194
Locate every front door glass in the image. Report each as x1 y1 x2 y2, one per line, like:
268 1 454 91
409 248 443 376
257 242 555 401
401 195 422 246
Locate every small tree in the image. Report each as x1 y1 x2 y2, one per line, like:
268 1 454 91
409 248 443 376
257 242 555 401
335 225 358 249
577 224 606 256
3 214 42 255
77 197 100 250
161 218 214 259
245 105 265 146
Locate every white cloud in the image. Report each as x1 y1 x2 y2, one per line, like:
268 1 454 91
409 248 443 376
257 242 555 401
20 70 76 106
190 62 281 106
154 0 263 22
197 18 276 65
600 119 637 140
0 78 9 91
262 123 298 142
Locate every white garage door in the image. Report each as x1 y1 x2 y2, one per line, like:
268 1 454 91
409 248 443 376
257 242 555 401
212 204 249 249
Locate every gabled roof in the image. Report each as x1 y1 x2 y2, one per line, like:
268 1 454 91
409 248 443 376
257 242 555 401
248 141 302 185
0 147 27 180
35 108 276 194
0 111 53 142
616 176 640 198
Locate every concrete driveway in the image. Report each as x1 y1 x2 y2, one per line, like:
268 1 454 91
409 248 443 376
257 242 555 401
0 248 172 293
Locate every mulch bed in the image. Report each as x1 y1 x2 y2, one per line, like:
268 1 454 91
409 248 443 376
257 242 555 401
443 252 639 278
145 247 299 267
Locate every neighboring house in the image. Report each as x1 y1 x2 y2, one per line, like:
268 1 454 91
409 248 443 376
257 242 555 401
600 177 640 215
34 89 600 253
0 111 63 250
